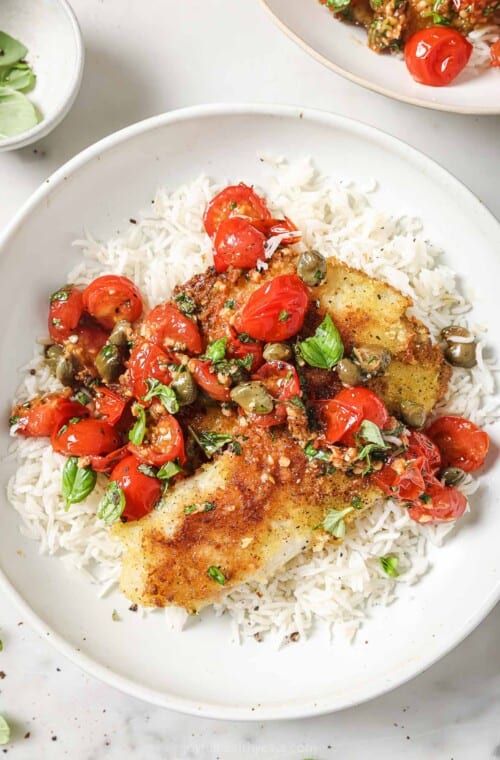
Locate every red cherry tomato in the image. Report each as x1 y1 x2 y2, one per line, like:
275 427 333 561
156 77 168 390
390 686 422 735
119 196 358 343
332 387 389 446
373 459 426 502
426 415 489 472
317 398 363 444
213 217 267 273
251 216 301 246
234 275 310 342
94 387 127 425
203 183 271 238
141 303 202 355
89 445 130 474
82 275 143 330
491 40 500 67
226 331 263 372
109 455 162 521
253 361 301 401
404 27 472 86
128 414 186 467
52 418 121 457
127 341 172 402
12 394 88 438
408 485 467 525
407 430 441 475
246 405 288 428
190 359 231 402
48 285 84 343
72 324 109 362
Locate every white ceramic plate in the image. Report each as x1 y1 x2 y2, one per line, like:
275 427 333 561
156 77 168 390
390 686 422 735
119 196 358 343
259 0 500 114
0 104 499 720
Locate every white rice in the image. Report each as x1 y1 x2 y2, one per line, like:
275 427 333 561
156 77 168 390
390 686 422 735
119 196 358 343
7 157 498 643
468 25 500 70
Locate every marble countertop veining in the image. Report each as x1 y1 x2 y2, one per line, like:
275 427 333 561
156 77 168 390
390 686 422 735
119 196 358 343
0 1 499 758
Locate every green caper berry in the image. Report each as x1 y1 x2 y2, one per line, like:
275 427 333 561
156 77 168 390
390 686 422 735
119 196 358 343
230 382 274 414
297 250 327 287
262 343 292 362
400 400 426 429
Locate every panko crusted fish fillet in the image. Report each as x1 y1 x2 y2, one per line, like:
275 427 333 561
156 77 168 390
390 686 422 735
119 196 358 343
113 429 382 612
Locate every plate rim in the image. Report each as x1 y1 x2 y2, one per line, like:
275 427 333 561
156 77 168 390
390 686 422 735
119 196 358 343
258 0 500 116
1 102 500 721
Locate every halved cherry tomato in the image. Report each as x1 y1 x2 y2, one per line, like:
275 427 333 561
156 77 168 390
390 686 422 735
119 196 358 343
226 331 263 372
128 414 186 466
491 40 500 67
51 418 121 457
317 398 363 444
82 275 143 330
12 393 88 438
48 285 84 342
71 323 109 362
407 430 441 475
253 361 301 401
94 387 127 425
246 404 288 428
89 445 130 474
190 359 231 402
408 484 467 525
333 387 389 446
426 415 489 473
141 303 202 354
251 216 301 246
127 341 172 401
109 455 162 521
203 183 271 238
213 217 267 273
373 459 426 502
404 27 472 87
234 275 310 342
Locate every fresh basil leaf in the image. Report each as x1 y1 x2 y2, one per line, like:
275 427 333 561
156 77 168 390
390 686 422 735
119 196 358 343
289 395 305 410
97 481 126 525
237 353 253 370
351 495 363 510
420 492 431 504
207 565 226 585
142 378 179 414
0 31 28 67
0 715 10 746
49 286 71 304
321 507 354 538
358 420 386 447
189 428 234 457
9 415 19 427
184 504 198 515
174 292 196 315
75 390 91 406
137 463 157 478
298 315 344 370
62 456 97 509
203 501 216 512
0 85 38 138
157 460 182 481
205 337 227 364
304 441 330 462
229 440 242 455
128 404 146 445
327 0 351 8
224 299 235 309
380 555 399 578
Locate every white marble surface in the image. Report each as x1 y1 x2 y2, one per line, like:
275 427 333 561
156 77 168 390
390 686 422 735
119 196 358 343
0 1 499 758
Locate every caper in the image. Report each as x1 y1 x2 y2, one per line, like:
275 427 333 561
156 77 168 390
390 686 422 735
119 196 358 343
56 356 77 387
170 371 198 406
440 325 471 342
263 342 292 362
45 344 64 374
109 320 131 347
230 382 274 414
352 345 392 376
297 249 327 287
444 342 477 369
440 466 466 487
400 400 426 429
95 343 124 384
337 358 362 387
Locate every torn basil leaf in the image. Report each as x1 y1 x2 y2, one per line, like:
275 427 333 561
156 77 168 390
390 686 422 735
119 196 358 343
189 428 234 457
205 336 227 364
62 456 97 509
98 482 126 525
207 565 226 585
380 555 399 578
142 378 179 414
321 506 354 538
128 404 146 445
304 441 330 462
156 460 182 481
298 315 344 370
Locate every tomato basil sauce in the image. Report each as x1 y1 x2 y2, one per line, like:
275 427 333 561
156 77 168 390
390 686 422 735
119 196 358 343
9 183 490 528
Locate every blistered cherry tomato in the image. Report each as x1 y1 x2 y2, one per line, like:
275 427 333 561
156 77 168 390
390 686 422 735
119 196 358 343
408 484 467 524
253 361 301 401
203 183 271 238
226 331 263 372
234 275 310 342
407 430 441 475
48 285 84 342
190 359 231 402
82 275 143 330
317 398 363 444
89 445 130 474
128 414 186 467
426 415 489 472
404 27 472 86
333 387 389 446
52 418 121 457
94 386 127 425
127 341 172 401
251 216 301 246
11 393 88 438
213 217 267 273
109 455 162 521
373 459 426 502
246 405 288 428
141 302 202 355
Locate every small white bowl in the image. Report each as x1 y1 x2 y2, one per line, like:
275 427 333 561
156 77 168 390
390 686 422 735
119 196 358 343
0 0 84 152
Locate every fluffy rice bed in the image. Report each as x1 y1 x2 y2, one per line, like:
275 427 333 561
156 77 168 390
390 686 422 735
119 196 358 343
7 157 498 643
